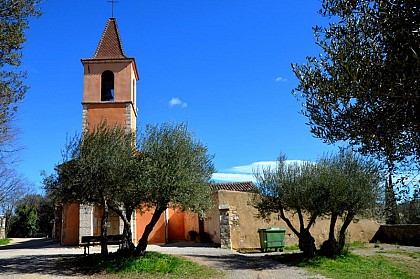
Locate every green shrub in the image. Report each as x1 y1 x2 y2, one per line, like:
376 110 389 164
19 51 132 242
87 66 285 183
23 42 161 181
0 238 10 245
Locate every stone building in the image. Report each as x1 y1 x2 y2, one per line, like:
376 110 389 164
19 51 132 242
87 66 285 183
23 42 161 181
204 181 381 250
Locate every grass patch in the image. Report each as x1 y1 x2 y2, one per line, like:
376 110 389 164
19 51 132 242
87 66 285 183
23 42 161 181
345 241 367 249
0 238 10 245
69 251 221 279
389 254 420 277
283 245 299 251
272 252 417 279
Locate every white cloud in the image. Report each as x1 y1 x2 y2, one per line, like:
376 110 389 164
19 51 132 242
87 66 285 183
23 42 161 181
230 161 277 173
275 76 287 82
212 160 312 183
169 97 188 108
212 173 256 183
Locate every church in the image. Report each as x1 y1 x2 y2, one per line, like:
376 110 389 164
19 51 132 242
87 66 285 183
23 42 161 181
56 17 201 246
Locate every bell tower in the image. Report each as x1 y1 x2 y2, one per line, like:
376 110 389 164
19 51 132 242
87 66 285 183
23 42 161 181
59 18 140 247
81 18 139 131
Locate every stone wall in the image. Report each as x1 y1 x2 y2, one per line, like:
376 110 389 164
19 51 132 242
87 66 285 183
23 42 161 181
219 204 231 248
371 224 420 247
79 204 93 242
205 190 382 250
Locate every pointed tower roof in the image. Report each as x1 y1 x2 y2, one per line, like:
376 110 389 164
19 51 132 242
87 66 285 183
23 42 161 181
81 18 139 80
91 18 126 59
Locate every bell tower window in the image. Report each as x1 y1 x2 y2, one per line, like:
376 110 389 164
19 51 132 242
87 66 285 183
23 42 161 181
101 70 114 101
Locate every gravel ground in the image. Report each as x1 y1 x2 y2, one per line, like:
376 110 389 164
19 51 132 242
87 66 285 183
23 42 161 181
0 238 92 279
148 243 327 279
0 238 326 279
351 243 420 258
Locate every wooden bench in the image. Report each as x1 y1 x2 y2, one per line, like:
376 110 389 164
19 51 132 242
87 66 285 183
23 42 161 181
81 234 124 255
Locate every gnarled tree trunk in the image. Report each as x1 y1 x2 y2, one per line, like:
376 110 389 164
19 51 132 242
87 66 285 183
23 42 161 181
320 212 340 257
100 200 109 257
320 211 356 257
338 212 355 249
385 173 400 224
135 205 167 256
299 228 316 257
122 206 134 251
280 208 317 257
108 203 135 253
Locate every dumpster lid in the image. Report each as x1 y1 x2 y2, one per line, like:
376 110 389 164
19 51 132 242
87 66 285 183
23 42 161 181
258 227 286 232
267 227 286 231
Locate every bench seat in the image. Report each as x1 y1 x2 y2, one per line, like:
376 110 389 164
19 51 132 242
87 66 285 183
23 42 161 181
81 234 124 255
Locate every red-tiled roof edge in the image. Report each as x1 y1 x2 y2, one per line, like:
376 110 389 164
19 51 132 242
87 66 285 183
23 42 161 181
92 18 126 59
210 181 256 192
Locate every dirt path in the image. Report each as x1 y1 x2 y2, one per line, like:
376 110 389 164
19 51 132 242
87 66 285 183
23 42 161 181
0 238 327 279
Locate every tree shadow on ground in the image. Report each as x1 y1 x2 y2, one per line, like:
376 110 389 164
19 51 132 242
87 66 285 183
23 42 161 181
0 238 88 277
0 239 308 277
0 238 60 250
181 253 300 271
159 241 219 248
0 254 85 277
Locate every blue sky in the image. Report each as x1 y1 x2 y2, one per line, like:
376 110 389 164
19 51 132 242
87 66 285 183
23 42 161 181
15 0 340 191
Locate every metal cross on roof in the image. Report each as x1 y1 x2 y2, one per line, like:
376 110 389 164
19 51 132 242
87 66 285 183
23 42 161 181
108 0 119 18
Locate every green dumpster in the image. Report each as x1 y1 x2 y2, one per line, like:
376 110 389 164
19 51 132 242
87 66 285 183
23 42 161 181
258 227 286 252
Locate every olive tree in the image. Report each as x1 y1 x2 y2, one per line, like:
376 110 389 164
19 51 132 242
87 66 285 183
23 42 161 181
47 122 214 257
134 122 215 255
254 150 381 257
317 150 381 256
53 122 137 256
292 0 419 223
254 155 322 257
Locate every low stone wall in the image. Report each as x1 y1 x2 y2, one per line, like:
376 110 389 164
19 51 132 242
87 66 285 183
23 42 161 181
204 190 382 250
371 224 420 247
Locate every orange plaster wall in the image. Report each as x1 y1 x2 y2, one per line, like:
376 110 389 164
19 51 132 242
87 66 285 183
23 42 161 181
136 209 166 244
168 208 185 241
183 212 199 240
85 103 127 128
83 62 135 102
61 203 80 246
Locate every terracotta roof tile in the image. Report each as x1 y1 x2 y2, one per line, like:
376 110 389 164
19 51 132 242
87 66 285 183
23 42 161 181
210 181 256 192
91 18 126 59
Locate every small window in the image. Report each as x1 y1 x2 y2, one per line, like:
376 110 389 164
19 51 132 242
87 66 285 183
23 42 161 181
101 71 114 101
